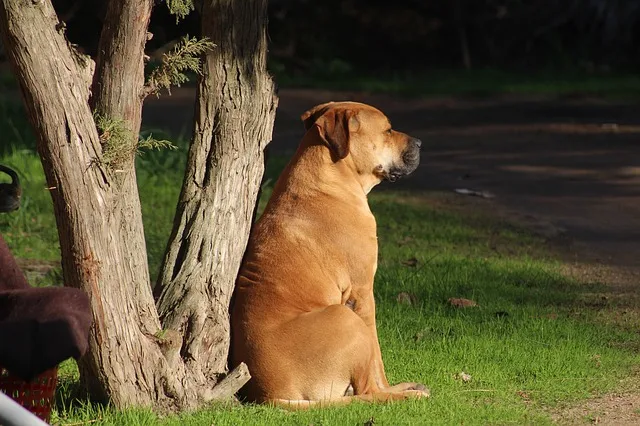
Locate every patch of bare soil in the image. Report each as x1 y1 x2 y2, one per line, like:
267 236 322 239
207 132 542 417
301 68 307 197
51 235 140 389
143 88 640 424
552 390 640 425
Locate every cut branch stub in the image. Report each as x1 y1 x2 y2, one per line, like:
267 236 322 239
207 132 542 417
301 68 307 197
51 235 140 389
206 362 251 401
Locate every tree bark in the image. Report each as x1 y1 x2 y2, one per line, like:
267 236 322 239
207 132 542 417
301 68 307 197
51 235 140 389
156 0 278 382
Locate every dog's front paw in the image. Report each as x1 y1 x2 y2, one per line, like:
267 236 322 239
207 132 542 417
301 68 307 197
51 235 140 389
407 383 430 397
402 388 431 399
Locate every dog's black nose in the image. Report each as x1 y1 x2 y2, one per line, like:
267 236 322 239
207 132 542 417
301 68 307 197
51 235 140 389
412 138 422 148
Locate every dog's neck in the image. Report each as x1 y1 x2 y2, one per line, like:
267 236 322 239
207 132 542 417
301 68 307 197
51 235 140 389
283 141 378 200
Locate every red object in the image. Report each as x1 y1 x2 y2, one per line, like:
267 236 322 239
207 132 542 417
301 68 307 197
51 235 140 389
0 365 58 422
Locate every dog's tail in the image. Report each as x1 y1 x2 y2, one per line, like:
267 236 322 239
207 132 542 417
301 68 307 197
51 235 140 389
268 390 427 410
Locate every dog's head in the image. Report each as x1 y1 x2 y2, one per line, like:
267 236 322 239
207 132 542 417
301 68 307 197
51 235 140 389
301 101 421 192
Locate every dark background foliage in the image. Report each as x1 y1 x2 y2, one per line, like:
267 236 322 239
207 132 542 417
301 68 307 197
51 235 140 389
44 0 640 76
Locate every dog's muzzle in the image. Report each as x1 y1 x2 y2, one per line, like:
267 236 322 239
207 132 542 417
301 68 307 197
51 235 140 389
386 137 421 182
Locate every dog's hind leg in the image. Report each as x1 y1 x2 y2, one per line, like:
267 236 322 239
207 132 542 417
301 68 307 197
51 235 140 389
253 304 429 404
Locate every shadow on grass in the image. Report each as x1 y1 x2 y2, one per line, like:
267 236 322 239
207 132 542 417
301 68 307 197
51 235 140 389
53 364 91 419
369 191 608 310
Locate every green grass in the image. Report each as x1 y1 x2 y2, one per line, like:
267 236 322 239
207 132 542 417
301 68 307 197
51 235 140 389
0 151 59 262
273 67 640 99
1 98 639 425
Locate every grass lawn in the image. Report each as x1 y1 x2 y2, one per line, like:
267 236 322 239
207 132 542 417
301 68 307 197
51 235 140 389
1 98 639 425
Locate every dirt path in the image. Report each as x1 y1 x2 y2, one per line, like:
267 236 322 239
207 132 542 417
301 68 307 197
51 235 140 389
144 89 640 424
145 89 640 274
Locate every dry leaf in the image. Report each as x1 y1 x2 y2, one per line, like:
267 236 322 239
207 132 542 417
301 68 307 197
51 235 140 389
401 257 418 267
448 297 478 308
397 236 414 246
516 390 530 400
397 292 417 305
455 371 472 382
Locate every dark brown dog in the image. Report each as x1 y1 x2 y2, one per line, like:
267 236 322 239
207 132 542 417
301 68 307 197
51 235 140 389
231 101 427 408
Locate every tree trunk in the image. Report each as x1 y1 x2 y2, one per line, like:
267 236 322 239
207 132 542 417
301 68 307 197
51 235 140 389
0 0 178 409
0 0 274 411
453 0 472 70
155 0 278 382
74 0 176 407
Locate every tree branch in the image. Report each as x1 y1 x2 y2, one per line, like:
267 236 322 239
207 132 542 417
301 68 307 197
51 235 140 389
205 363 251 401
90 0 153 140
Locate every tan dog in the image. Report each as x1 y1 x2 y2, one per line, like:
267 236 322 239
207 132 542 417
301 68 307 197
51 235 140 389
231 101 427 408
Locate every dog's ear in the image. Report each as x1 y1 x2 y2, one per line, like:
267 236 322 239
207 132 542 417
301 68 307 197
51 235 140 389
301 103 359 160
301 102 334 130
